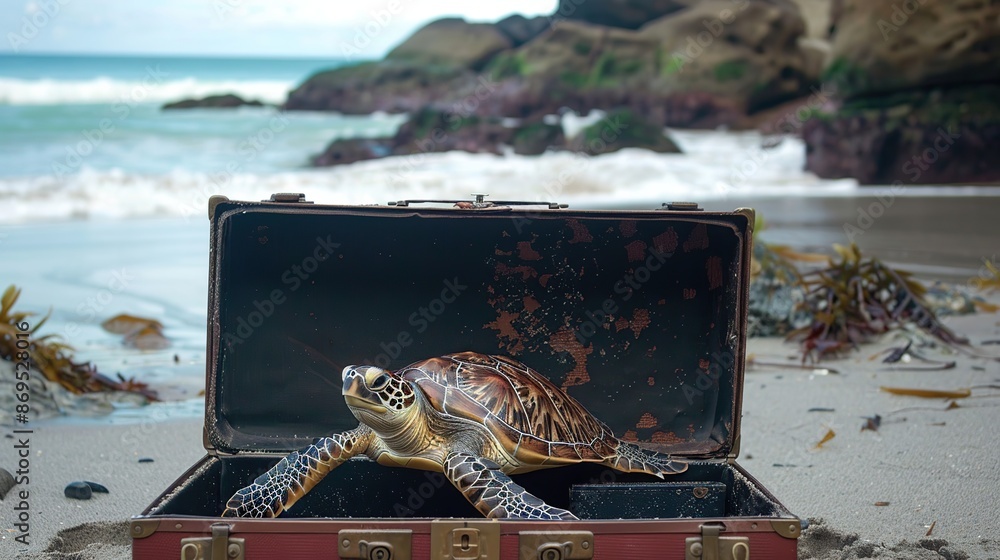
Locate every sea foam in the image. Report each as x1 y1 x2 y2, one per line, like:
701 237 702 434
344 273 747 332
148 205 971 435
0 77 293 106
0 135 865 224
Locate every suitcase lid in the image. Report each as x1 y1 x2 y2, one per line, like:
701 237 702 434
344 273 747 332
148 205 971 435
204 194 753 461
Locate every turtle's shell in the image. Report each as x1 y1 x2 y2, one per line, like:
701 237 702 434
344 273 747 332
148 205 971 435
401 351 619 466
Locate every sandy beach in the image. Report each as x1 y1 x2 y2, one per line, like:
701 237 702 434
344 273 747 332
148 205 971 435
2 321 998 559
1 196 999 559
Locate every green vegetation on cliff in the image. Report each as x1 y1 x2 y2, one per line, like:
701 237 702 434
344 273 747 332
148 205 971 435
572 108 681 154
811 85 1000 130
714 60 747 82
487 52 531 80
558 52 646 89
821 57 871 100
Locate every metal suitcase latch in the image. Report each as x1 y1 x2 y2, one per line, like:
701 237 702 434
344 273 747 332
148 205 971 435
267 192 311 203
519 531 594 560
686 523 749 560
339 529 413 560
659 202 704 211
431 520 500 559
179 523 244 560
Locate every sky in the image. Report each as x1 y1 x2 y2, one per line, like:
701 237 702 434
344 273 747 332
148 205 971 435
2 0 558 58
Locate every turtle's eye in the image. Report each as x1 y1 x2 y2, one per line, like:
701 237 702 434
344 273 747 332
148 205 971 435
369 373 391 391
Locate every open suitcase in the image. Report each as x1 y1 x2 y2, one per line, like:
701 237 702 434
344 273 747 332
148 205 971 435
131 194 802 560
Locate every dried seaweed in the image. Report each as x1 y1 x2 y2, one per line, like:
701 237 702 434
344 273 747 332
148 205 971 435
813 428 836 449
881 341 913 364
861 414 882 432
876 342 957 370
750 215 822 282
0 285 158 401
748 216 818 336
971 259 1000 292
102 313 170 350
785 244 968 362
880 386 971 399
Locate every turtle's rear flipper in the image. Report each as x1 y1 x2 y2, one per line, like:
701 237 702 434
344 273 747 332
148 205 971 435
607 441 688 478
222 426 372 518
445 452 578 520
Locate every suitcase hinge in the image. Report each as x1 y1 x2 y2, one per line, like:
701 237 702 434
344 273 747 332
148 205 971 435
179 523 244 560
727 433 741 464
736 207 756 234
208 195 230 220
431 520 501 559
129 518 159 539
685 523 749 560
771 519 803 539
339 529 413 560
519 531 594 560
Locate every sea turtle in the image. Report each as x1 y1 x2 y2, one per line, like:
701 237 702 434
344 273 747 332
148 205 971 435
222 351 687 520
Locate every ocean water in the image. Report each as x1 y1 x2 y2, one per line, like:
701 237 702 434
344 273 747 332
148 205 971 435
0 54 408 182
0 52 892 226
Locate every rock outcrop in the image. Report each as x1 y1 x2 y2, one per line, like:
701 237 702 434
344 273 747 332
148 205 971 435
385 18 511 71
803 0 1000 184
494 14 551 47
311 106 682 166
311 137 394 167
286 3 823 128
638 0 815 113
284 61 473 113
552 0 689 29
511 121 566 155
823 0 1000 99
568 109 682 154
476 21 662 119
477 0 818 127
391 108 514 156
789 0 831 38
162 94 264 110
803 87 1000 184
311 108 568 167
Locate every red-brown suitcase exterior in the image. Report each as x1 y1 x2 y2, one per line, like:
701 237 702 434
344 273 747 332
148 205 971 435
132 195 801 560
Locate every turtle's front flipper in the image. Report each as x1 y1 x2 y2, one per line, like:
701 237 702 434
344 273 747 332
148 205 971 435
222 426 373 518
607 440 688 478
444 452 577 520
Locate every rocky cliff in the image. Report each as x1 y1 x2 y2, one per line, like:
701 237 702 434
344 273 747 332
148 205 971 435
311 107 680 167
287 1 824 129
802 0 1000 184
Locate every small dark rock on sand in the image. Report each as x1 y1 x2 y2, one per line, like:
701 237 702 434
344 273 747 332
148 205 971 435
0 467 15 499
64 481 93 500
83 481 109 493
138 457 154 463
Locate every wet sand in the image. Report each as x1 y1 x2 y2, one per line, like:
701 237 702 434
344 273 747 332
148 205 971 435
707 194 1000 283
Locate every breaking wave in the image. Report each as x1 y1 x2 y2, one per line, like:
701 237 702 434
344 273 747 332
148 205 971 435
0 132 866 224
0 76 293 106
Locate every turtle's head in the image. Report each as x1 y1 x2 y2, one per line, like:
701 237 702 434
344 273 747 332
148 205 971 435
341 365 417 428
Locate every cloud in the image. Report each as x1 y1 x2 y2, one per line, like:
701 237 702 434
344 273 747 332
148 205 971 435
212 0 553 28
